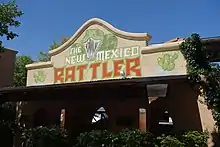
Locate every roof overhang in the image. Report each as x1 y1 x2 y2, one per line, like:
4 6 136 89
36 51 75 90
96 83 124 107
0 75 187 103
203 37 220 62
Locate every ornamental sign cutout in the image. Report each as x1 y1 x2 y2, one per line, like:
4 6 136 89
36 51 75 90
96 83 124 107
54 29 141 84
27 18 150 86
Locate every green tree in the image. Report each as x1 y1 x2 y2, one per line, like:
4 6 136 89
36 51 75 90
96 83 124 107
0 0 23 51
49 41 60 51
38 37 70 62
0 101 17 147
13 55 33 87
37 51 50 62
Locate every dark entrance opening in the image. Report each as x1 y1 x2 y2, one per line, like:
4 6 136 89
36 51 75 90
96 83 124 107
91 106 109 130
33 108 49 127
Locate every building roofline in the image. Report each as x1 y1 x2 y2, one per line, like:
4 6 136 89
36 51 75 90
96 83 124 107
149 36 220 45
2 48 18 54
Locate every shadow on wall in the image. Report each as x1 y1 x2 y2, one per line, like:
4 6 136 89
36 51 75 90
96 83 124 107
211 131 220 147
33 108 50 127
149 81 202 134
67 103 110 138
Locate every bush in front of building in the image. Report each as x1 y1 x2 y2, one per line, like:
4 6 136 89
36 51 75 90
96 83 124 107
75 129 155 147
75 130 115 147
75 129 208 147
0 123 14 147
21 125 68 147
113 129 155 147
20 126 208 147
155 134 184 147
181 131 209 147
0 102 17 147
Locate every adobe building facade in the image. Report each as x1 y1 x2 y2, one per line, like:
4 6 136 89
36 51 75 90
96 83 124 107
0 49 17 88
9 18 215 142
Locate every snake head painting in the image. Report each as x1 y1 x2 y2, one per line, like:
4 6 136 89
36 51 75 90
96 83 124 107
157 52 179 71
82 29 117 61
84 38 101 60
34 70 46 83
83 29 104 61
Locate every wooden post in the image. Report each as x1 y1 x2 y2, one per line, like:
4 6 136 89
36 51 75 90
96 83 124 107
139 108 147 131
60 109 66 129
139 86 149 132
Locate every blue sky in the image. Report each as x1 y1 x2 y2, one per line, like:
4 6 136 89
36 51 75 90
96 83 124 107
3 0 220 60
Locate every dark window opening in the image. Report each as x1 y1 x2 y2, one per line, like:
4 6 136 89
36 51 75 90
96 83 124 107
91 107 108 130
91 107 108 124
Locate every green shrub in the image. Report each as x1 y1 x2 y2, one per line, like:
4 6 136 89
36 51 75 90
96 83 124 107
0 102 17 147
155 131 208 147
21 125 68 147
182 131 208 147
114 129 154 147
75 129 154 147
21 126 208 147
76 130 115 147
156 134 184 147
0 123 14 147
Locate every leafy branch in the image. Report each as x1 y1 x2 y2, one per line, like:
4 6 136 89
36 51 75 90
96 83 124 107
180 34 220 130
0 0 23 51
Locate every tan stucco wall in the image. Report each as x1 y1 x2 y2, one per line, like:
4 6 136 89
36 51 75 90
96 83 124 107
27 66 54 86
141 50 186 77
198 95 217 147
198 95 216 132
0 49 17 88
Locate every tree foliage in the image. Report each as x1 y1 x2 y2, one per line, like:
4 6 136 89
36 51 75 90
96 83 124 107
0 101 16 147
0 0 23 139
21 125 68 147
37 51 50 62
13 55 33 87
49 41 60 51
75 130 207 147
38 37 70 62
0 0 23 51
179 34 220 130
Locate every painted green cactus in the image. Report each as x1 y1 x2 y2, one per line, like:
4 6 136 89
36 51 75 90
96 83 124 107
157 52 179 71
100 34 117 51
34 70 46 83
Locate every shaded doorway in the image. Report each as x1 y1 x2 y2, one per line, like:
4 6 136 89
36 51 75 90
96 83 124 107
33 108 49 127
91 106 109 130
